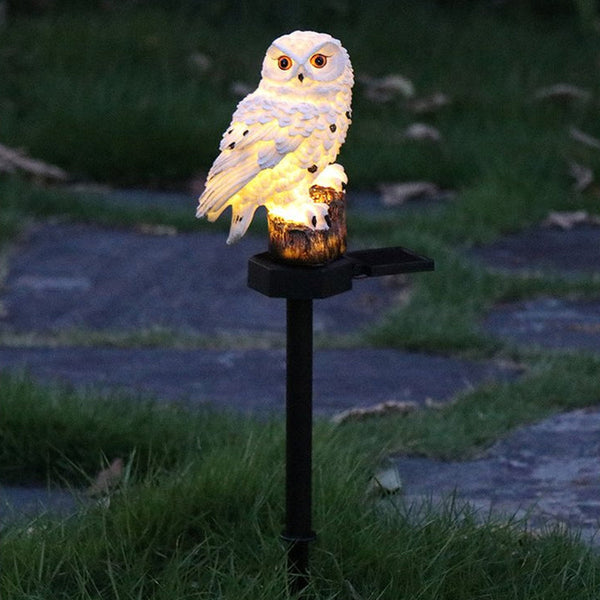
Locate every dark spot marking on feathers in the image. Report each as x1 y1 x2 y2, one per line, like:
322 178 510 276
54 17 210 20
345 110 352 120
307 164 318 173
329 124 337 132
311 216 317 227
325 214 332 228
228 142 236 150
243 130 249 136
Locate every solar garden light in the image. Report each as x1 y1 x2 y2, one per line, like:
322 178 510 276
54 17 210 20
247 193 433 594
196 30 434 595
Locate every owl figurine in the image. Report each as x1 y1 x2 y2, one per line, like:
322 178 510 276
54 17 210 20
196 30 354 244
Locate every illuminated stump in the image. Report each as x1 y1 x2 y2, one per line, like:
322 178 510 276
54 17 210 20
267 185 346 266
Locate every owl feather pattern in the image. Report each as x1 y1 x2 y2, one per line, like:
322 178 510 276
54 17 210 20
196 30 354 244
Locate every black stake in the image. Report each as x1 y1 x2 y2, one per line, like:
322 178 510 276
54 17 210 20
282 298 316 593
247 248 433 596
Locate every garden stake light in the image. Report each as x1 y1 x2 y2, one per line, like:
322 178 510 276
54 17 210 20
247 245 433 594
197 30 434 595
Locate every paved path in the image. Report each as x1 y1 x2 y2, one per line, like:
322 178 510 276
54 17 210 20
484 297 600 352
2 223 399 335
0 222 515 414
472 223 600 352
0 346 516 416
470 224 600 275
395 407 600 546
0 215 513 525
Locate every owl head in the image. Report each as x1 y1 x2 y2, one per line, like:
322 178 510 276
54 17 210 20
259 30 353 93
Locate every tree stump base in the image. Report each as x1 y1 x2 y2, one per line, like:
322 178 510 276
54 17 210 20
267 186 346 266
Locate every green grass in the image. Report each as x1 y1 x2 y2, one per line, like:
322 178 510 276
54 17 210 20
1 2 600 597
365 246 600 355
1 352 599 486
1 370 600 599
1 1 599 189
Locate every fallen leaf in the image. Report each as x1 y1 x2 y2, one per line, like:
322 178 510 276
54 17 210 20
569 126 600 150
424 397 448 410
408 92 451 114
0 143 68 181
569 323 600 334
189 172 207 196
568 161 594 192
367 466 403 496
361 73 415 103
379 181 440 206
65 182 111 195
188 52 212 74
542 210 600 229
87 458 124 497
331 400 418 425
136 223 178 236
344 580 366 600
229 81 254 97
403 122 441 142
533 83 591 103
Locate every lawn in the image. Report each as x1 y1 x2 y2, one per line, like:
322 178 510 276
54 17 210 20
2 366 600 599
1 1 600 598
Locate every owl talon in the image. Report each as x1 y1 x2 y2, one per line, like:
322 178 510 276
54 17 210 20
306 202 330 230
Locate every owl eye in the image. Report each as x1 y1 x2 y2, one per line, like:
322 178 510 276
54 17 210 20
310 53 328 68
277 55 292 70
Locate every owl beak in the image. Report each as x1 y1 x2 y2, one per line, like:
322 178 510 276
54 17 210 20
297 72 304 83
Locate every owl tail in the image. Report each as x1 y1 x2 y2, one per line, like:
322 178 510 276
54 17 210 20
226 204 258 245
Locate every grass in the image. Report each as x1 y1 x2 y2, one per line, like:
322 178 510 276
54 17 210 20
3 479 599 599
1 2 600 189
1 1 600 597
1 369 600 599
1 352 599 485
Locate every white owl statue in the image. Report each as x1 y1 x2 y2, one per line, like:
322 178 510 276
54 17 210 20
196 30 354 244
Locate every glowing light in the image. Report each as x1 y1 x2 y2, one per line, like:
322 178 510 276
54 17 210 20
267 185 346 265
266 202 324 227
195 30 353 251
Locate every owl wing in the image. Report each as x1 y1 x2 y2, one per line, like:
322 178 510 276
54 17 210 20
196 95 310 223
